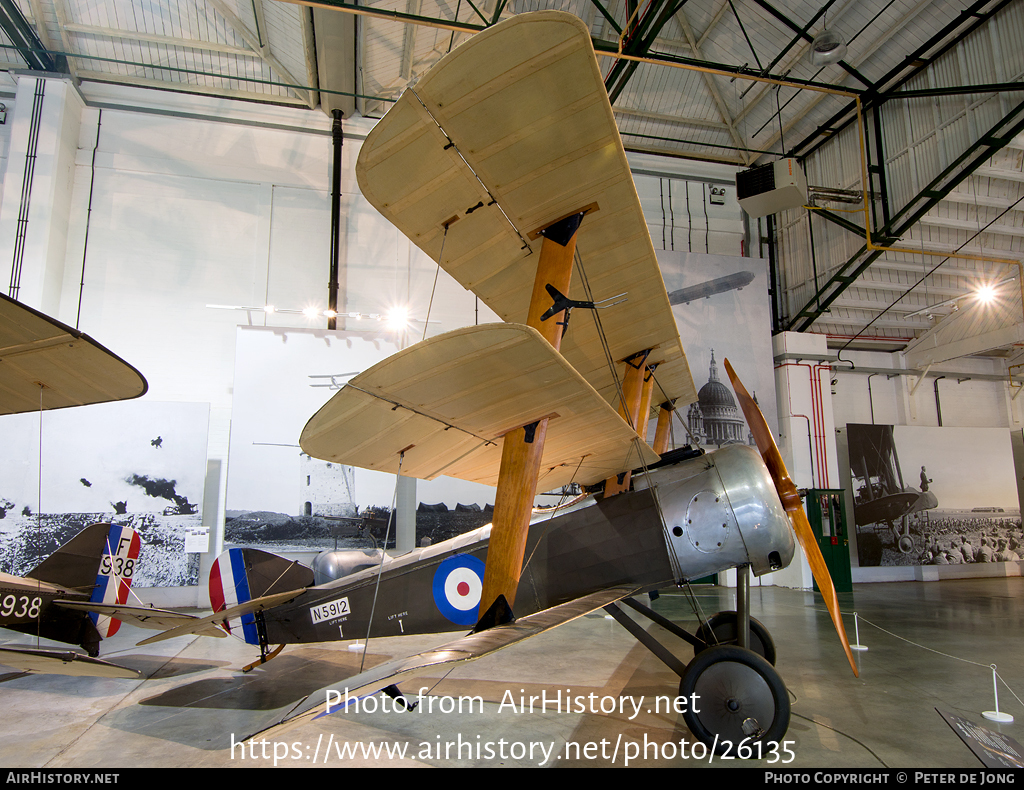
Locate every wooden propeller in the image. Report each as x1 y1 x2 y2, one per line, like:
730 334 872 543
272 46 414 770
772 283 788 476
723 359 859 678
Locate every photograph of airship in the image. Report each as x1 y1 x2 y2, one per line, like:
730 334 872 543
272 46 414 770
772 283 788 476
668 271 756 305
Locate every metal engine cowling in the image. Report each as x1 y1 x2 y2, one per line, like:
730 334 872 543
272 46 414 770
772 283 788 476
637 444 795 582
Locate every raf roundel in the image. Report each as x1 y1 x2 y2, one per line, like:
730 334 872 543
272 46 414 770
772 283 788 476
432 554 485 626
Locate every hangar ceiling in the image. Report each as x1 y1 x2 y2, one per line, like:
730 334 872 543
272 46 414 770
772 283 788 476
0 0 1022 360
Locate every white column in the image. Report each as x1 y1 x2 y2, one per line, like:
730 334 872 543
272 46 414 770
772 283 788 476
769 331 841 590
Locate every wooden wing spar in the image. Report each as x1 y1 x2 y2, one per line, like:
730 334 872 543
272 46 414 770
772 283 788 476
0 292 147 415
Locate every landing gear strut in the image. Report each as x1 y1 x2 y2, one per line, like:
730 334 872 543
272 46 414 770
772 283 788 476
606 566 791 757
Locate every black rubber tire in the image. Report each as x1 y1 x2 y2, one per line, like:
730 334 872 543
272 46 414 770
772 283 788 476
679 645 791 756
695 611 777 666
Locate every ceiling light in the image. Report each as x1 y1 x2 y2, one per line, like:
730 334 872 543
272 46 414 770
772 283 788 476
975 283 997 305
385 307 410 331
810 29 847 66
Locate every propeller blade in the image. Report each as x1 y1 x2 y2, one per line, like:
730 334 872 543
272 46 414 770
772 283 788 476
723 358 859 678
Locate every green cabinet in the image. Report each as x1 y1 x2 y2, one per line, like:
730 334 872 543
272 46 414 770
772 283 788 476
804 489 853 594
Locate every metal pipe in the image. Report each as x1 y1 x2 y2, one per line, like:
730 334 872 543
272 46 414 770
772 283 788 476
328 109 342 330
934 376 946 426
867 373 877 424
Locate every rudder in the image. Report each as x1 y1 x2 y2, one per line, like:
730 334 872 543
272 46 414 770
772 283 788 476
27 522 140 639
209 547 313 645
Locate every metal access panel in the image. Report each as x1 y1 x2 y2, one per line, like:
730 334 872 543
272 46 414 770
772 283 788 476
804 489 853 594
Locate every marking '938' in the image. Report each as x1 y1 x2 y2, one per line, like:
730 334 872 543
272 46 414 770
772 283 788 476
1 595 42 619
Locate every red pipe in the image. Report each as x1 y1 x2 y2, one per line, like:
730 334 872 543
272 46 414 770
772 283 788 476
776 361 832 488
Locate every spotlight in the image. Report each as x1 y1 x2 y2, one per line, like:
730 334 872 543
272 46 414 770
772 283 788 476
975 284 997 305
385 307 410 330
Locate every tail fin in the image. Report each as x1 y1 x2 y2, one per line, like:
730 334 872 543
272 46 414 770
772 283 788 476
209 548 313 645
27 522 140 638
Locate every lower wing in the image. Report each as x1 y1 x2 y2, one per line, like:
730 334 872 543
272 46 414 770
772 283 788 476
252 584 642 740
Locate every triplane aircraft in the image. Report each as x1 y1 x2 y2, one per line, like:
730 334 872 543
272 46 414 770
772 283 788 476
0 293 214 676
139 11 859 752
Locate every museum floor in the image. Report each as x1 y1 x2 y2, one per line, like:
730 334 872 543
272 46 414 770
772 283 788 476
2 577 1022 769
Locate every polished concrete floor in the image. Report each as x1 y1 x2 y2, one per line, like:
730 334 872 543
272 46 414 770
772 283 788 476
2 577 1023 769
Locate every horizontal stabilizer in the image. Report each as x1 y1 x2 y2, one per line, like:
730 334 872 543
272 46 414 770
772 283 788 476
136 590 304 646
54 601 224 636
0 645 140 679
301 323 658 490
251 584 642 740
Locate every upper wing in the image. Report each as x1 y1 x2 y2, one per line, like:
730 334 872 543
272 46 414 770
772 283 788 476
300 323 658 489
355 11 695 411
0 292 147 415
54 601 226 636
251 584 642 740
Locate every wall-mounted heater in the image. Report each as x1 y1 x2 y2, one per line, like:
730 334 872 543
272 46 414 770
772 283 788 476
736 158 808 217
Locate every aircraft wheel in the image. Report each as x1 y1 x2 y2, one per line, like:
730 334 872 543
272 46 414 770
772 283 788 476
897 534 915 554
679 645 790 756
695 612 777 666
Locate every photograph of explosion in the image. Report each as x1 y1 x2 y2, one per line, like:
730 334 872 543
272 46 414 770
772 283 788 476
0 400 209 587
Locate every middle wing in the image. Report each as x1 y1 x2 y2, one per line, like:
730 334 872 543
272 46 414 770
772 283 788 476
300 323 658 490
252 584 642 740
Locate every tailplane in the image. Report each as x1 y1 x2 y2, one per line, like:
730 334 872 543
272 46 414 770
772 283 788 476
27 522 140 639
209 548 313 645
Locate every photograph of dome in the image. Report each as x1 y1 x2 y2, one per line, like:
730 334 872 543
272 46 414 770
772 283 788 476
686 349 755 448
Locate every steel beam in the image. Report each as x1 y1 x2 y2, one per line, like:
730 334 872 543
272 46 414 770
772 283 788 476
785 95 1024 332
0 0 58 72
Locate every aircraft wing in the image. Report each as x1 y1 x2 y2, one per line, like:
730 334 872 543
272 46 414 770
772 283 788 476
0 292 147 415
301 323 658 489
0 645 140 679
355 11 695 412
253 584 642 740
136 589 306 646
53 600 226 636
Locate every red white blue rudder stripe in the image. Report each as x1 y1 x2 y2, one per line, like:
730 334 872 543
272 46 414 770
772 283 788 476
209 548 259 645
432 554 485 626
89 523 141 638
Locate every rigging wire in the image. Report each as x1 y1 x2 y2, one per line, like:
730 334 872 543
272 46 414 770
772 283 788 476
359 451 405 673
422 224 449 342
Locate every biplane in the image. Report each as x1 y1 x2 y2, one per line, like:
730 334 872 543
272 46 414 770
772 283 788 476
0 293 212 675
848 423 938 555
139 11 858 752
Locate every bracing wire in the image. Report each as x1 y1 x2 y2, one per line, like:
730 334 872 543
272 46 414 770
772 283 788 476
359 451 405 673
422 224 449 342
